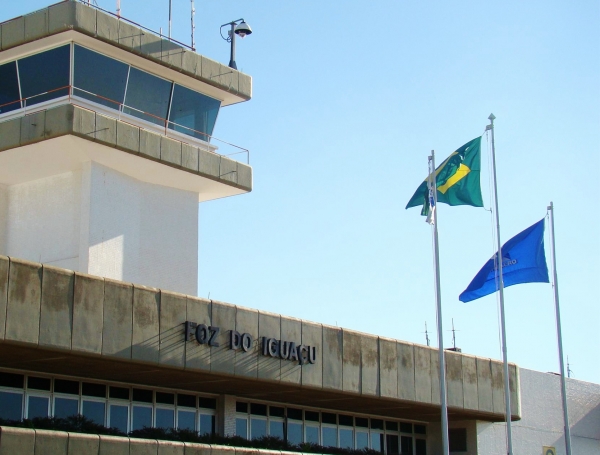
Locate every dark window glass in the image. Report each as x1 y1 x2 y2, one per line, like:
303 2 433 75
386 434 399 455
386 421 398 432
269 406 284 417
109 386 130 400
0 391 23 420
400 422 412 433
449 428 467 452
414 425 426 435
82 383 106 398
110 404 128 433
415 439 426 455
339 414 353 426
236 402 248 413
28 396 49 418
156 408 175 429
322 426 337 447
54 379 79 395
54 397 79 418
18 45 70 107
82 400 105 425
168 84 220 140
371 419 384 430
322 412 336 425
132 388 153 403
198 397 217 409
305 410 319 422
0 61 21 113
250 403 267 416
287 422 302 444
401 436 413 455
156 392 175 405
177 394 196 408
132 405 152 430
28 377 51 391
123 67 172 126
73 45 128 110
356 417 369 428
0 372 24 389
178 409 195 430
287 408 302 420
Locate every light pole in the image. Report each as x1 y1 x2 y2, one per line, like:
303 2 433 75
220 19 253 70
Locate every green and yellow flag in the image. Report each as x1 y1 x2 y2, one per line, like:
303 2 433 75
406 136 483 215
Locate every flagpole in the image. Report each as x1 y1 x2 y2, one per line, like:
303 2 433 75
429 151 450 455
486 114 513 455
548 201 572 455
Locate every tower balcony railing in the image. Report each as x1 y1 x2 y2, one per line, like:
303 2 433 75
0 86 250 164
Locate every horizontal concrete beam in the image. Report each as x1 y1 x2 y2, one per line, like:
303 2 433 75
0 255 521 421
0 1 251 102
0 104 252 193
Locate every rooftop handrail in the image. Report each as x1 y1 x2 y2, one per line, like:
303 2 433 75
0 85 250 164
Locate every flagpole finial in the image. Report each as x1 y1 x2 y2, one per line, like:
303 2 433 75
488 113 496 121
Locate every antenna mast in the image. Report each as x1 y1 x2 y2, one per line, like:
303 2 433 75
424 322 430 347
190 0 196 50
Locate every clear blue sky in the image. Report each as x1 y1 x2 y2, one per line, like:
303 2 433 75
7 0 599 384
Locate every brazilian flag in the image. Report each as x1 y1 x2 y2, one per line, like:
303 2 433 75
406 137 483 215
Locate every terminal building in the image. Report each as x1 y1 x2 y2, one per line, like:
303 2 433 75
0 2 598 454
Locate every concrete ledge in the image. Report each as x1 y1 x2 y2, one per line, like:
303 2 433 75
0 256 521 422
0 104 253 193
2 1 251 101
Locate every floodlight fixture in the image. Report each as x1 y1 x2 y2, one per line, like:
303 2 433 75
220 18 253 70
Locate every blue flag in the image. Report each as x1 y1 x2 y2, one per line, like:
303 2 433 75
459 218 549 302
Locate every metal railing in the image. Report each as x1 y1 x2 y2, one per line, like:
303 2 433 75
0 85 250 164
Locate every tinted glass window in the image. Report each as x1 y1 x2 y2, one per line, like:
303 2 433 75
132 388 153 403
250 418 267 439
54 397 78 418
356 417 368 428
385 421 398 432
178 409 195 431
305 411 319 422
82 400 105 425
109 386 130 400
322 426 337 447
168 84 220 140
270 420 284 439
73 45 128 109
339 414 353 426
18 45 70 107
401 436 414 455
28 396 49 419
0 61 21 114
386 434 399 455
269 406 284 417
415 439 426 455
198 397 216 409
400 422 413 433
156 392 175 405
356 431 369 449
371 419 384 430
250 403 267 416
177 394 196 408
371 432 384 453
414 424 426 435
123 67 172 126
110 404 128 433
236 402 248 413
287 408 302 421
305 425 319 444
287 421 302 444
449 428 467 452
339 428 353 448
236 417 247 438
156 408 174 428
132 405 152 430
322 412 336 425
0 391 23 420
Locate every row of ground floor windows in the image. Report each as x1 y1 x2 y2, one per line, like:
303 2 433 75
235 402 426 455
0 372 215 434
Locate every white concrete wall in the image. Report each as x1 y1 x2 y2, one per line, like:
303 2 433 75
0 184 7 255
477 368 600 455
85 162 198 295
4 171 81 270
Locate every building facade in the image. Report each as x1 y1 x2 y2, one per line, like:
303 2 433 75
0 2 598 455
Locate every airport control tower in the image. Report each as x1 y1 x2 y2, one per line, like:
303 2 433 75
0 0 252 296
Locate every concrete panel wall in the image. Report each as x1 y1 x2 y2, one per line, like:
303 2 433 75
0 256 8 340
0 257 521 420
